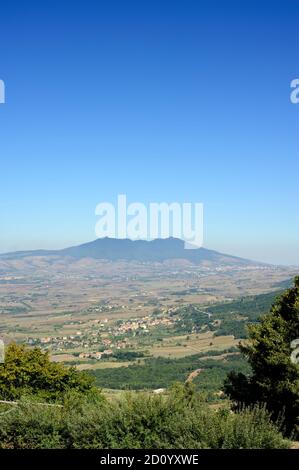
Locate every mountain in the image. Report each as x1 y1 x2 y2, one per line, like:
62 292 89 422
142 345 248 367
0 237 257 266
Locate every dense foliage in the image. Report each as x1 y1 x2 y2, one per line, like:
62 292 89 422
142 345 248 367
208 290 285 321
224 277 299 436
91 350 250 398
214 318 247 338
0 384 289 449
208 290 287 339
0 344 96 401
172 305 215 333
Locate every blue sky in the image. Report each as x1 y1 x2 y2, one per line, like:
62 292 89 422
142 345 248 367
0 0 298 265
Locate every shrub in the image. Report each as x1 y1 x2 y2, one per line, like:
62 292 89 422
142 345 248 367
0 384 290 449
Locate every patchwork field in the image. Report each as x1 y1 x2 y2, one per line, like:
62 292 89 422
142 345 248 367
0 256 297 393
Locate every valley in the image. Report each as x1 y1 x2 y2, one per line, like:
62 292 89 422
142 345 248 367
0 247 296 395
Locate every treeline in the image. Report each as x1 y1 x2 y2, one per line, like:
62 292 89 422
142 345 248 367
91 349 250 397
208 290 283 321
158 290 285 340
111 350 145 361
207 289 286 339
214 318 247 338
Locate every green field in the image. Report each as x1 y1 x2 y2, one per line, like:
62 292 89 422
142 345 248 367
91 349 251 399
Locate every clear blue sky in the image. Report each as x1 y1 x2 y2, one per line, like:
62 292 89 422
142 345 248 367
0 0 298 265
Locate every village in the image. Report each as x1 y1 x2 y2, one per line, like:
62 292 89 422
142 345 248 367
25 308 180 360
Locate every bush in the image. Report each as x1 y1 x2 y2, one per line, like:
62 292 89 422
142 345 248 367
0 384 290 449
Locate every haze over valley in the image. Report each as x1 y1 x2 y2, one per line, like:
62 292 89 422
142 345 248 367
0 237 296 390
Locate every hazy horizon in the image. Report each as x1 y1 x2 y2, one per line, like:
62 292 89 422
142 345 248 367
0 235 298 267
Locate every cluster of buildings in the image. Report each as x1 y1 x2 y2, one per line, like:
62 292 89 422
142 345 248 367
78 350 113 360
27 333 128 352
116 315 174 334
25 309 181 359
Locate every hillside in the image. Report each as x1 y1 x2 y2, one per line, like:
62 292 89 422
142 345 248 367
0 237 258 266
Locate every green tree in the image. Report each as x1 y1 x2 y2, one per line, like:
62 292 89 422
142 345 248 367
0 343 96 401
224 276 299 435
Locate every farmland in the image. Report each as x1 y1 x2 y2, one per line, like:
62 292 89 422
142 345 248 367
0 255 296 393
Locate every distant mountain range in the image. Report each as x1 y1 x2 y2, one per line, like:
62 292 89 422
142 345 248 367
0 237 258 266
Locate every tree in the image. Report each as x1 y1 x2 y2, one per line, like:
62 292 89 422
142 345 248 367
224 276 299 436
0 343 96 401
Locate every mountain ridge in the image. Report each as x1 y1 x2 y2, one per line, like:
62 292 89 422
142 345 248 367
0 237 261 266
